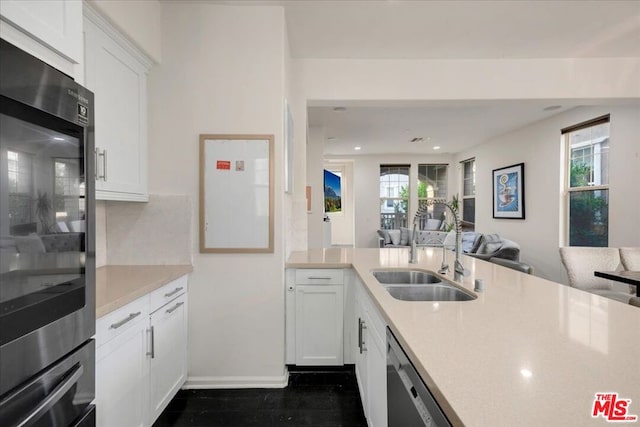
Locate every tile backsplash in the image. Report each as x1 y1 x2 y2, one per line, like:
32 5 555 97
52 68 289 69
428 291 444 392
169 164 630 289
96 201 107 267
105 194 192 265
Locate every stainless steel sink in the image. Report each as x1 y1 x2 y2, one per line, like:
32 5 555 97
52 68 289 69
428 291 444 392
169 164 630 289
384 284 476 301
371 269 477 302
372 270 442 285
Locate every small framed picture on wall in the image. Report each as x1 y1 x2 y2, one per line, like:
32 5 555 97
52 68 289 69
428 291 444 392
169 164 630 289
492 162 525 219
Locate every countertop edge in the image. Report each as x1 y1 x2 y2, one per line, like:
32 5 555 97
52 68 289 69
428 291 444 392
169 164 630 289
96 264 194 318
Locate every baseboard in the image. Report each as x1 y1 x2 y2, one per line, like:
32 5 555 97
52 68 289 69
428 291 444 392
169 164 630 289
184 371 289 389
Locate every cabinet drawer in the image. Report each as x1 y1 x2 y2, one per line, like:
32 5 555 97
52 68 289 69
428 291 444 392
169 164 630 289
295 269 344 285
149 275 188 313
96 295 149 348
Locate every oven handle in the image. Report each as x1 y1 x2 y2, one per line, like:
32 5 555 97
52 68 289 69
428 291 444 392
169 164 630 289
16 363 84 427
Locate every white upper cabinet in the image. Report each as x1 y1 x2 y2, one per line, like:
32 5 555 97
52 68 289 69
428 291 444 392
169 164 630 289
0 0 82 76
83 7 151 201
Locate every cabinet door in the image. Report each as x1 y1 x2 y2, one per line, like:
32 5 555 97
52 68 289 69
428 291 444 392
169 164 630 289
96 318 148 427
84 17 148 201
0 0 82 63
295 285 344 365
365 309 388 427
354 298 368 412
148 293 188 425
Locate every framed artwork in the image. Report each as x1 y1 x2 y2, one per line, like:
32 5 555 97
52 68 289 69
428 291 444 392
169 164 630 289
324 169 342 213
199 134 274 253
492 162 525 219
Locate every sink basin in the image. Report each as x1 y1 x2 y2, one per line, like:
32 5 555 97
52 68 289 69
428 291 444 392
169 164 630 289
372 270 442 285
384 284 476 302
371 269 477 302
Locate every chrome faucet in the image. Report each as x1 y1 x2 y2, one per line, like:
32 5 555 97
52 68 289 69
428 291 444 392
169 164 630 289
409 199 467 280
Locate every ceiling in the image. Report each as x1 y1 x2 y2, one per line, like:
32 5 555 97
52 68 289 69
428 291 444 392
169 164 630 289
219 0 640 59
215 0 640 155
308 101 582 156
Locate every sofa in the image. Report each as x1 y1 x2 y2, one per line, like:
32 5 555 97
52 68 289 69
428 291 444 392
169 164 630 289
377 229 532 273
0 232 84 253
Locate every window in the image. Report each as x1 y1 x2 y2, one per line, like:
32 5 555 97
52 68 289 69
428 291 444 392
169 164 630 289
380 165 409 229
54 158 84 223
417 164 448 226
563 115 610 247
7 150 33 227
461 158 475 229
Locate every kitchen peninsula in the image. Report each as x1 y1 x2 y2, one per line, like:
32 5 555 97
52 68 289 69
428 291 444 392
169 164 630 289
287 248 640 427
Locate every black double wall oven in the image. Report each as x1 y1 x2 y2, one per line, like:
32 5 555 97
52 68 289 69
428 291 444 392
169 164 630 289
0 39 96 426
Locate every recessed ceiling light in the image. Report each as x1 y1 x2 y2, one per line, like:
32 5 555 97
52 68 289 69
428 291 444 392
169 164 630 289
354 146 361 151
433 146 441 150
543 105 562 111
333 107 347 112
53 137 65 141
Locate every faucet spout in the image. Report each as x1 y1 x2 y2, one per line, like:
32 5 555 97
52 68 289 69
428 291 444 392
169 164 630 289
412 199 467 279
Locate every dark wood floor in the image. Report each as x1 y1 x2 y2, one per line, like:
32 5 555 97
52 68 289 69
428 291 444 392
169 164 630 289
153 367 368 427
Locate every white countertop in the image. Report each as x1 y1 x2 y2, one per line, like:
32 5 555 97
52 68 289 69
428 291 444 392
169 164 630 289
287 248 640 427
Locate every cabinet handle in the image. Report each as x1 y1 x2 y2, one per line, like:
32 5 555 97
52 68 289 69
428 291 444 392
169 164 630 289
308 277 332 280
96 148 106 181
147 326 155 359
165 287 184 298
102 148 107 181
359 318 367 354
109 311 141 329
166 301 184 314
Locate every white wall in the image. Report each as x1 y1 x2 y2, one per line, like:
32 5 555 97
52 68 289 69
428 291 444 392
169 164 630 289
456 104 640 283
147 3 287 387
89 0 162 63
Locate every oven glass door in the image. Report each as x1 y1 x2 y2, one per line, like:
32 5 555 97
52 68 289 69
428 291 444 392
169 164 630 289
0 96 87 347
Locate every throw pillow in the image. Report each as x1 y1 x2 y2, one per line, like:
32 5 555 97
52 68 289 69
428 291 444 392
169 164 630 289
400 227 411 246
470 233 484 253
477 234 502 255
425 219 442 230
14 233 46 253
377 229 391 244
388 230 401 246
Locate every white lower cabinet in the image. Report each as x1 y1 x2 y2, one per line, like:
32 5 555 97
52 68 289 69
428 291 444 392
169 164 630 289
96 307 148 427
286 268 387 427
148 293 188 424
286 269 345 366
354 277 388 427
96 276 188 427
295 284 344 365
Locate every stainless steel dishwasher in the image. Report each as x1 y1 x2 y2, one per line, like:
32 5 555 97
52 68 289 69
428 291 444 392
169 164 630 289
387 328 452 427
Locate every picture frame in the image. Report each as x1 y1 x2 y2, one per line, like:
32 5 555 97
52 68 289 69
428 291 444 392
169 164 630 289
199 134 274 253
492 162 525 219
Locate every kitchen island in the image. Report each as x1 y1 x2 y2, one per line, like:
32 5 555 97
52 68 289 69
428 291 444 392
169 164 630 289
287 247 640 427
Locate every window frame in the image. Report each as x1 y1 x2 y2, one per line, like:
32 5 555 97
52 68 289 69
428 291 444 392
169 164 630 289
379 164 410 230
460 158 476 229
562 115 610 247
417 163 448 225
